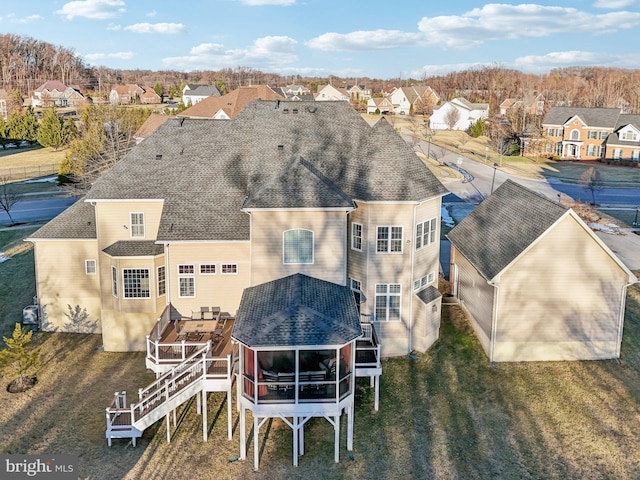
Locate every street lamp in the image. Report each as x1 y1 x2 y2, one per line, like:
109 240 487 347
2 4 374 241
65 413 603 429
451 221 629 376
634 206 640 227
427 134 432 159
490 163 498 194
485 146 489 164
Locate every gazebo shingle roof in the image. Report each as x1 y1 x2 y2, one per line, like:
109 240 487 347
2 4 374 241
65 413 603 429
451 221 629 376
232 273 362 347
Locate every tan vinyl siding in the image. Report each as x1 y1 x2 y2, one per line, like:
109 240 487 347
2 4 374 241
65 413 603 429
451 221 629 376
166 242 250 317
454 247 495 355
412 294 441 353
494 214 627 361
250 210 347 286
34 240 102 333
347 203 367 285
94 201 164 250
101 309 157 351
413 198 441 284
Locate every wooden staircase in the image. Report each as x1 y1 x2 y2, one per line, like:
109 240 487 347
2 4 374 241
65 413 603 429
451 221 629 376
105 343 211 446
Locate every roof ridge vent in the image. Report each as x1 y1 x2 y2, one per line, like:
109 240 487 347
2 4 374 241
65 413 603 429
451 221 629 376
155 154 162 160
306 105 317 113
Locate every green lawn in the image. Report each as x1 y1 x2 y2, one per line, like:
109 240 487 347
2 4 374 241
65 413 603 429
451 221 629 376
1 228 640 479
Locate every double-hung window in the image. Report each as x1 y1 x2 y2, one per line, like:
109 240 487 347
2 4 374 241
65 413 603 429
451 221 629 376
178 264 195 298
376 226 403 253
283 229 314 264
85 259 96 275
415 218 437 250
130 212 145 238
157 266 166 297
351 223 362 251
111 266 118 297
375 284 401 321
123 268 150 298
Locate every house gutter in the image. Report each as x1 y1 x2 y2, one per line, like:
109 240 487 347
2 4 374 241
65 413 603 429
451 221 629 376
165 244 171 305
616 280 636 358
408 203 417 353
488 279 499 363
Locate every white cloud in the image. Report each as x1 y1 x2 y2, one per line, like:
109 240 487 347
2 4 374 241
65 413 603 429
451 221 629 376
514 50 640 72
106 23 121 31
162 36 298 70
593 0 640 8
417 4 640 48
306 30 424 51
56 0 125 20
6 14 43 24
124 22 186 34
233 0 295 5
84 51 135 61
146 10 157 17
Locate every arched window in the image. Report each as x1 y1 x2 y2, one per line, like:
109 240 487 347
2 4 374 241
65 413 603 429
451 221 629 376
570 129 580 140
283 229 314 264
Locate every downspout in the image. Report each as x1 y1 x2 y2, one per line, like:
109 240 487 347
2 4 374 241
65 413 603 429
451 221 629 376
408 203 417 353
616 282 634 358
165 244 171 305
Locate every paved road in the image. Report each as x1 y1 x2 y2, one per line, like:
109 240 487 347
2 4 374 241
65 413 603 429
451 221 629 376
0 195 78 225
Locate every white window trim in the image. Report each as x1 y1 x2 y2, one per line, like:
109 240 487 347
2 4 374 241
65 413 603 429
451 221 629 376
283 229 314 265
415 218 437 250
130 212 145 238
376 226 404 254
157 265 166 297
570 129 580 141
221 263 238 275
374 283 402 322
111 266 118 298
177 264 195 298
351 222 363 251
122 268 151 299
85 259 96 275
413 272 436 291
199 263 216 275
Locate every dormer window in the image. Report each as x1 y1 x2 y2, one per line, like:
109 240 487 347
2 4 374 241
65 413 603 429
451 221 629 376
621 130 638 141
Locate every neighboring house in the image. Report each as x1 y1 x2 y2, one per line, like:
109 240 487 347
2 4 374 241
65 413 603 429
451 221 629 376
315 84 350 101
541 106 631 160
499 94 545 116
366 97 394 114
181 85 221 106
27 100 447 358
604 114 640 162
0 88 7 120
448 180 637 362
283 84 311 96
179 85 284 119
429 97 489 131
347 85 372 101
109 84 161 105
31 80 85 108
388 86 440 116
133 113 172 144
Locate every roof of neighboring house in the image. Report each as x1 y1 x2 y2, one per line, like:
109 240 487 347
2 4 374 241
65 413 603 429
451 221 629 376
453 97 489 111
140 86 161 100
615 114 640 130
606 116 640 147
134 113 172 141
179 85 283 118
34 80 71 93
232 273 362 347
183 85 221 97
27 198 96 240
31 100 447 242
542 106 621 128
447 180 568 281
102 240 164 257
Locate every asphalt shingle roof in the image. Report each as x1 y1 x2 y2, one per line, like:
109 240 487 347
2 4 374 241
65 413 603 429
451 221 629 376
102 240 164 257
447 180 568 281
416 285 442 304
231 273 362 347
28 198 96 240
76 100 446 242
542 106 621 128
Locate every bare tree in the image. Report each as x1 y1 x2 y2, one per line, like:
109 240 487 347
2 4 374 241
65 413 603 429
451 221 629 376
0 176 20 224
445 107 461 130
579 167 603 205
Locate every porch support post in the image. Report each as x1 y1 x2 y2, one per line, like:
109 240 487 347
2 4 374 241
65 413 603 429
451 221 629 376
172 408 177 427
334 414 340 463
202 389 208 442
374 375 380 412
165 413 171 443
347 403 354 451
300 420 305 456
253 414 260 471
196 390 201 414
293 417 299 467
223 386 230 439
239 406 246 460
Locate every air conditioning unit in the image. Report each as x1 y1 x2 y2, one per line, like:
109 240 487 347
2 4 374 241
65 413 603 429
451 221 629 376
22 305 39 325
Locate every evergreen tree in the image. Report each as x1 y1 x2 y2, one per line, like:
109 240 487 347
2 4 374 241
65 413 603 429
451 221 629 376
63 116 78 145
153 81 164 100
37 107 65 150
469 118 486 138
7 111 24 144
0 323 42 390
22 106 39 144
0 117 7 149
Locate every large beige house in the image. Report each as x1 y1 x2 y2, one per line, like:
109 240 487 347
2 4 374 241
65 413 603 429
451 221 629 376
28 100 447 357
448 180 637 362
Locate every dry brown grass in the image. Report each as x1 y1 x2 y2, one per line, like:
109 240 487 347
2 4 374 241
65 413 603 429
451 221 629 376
2 227 640 479
0 145 66 169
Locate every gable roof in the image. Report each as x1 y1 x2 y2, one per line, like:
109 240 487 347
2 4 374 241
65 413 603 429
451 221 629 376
134 113 172 141
447 180 569 281
242 156 355 210
184 85 221 97
40 101 445 243
542 106 621 128
35 80 72 93
232 273 362 347
28 198 96 240
180 85 283 118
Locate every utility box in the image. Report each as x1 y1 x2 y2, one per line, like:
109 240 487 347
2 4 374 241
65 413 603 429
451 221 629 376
22 305 39 325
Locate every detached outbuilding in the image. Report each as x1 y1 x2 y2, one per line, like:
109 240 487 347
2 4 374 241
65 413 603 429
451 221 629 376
448 180 637 362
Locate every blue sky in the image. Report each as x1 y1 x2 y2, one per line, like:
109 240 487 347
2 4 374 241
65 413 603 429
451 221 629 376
2 0 640 79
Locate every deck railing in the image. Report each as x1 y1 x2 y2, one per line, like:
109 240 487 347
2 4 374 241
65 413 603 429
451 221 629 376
355 322 381 369
147 338 211 365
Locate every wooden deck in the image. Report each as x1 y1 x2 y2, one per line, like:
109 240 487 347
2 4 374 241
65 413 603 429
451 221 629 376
159 317 235 358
